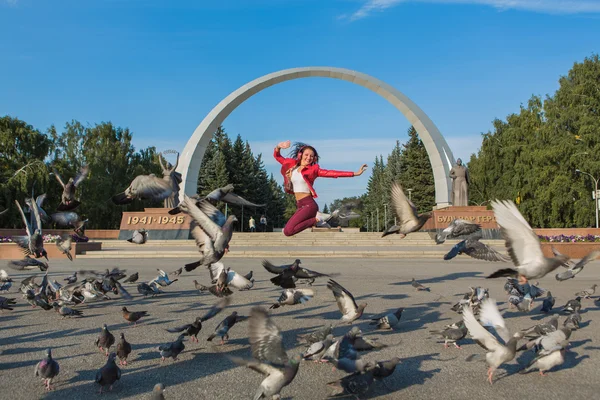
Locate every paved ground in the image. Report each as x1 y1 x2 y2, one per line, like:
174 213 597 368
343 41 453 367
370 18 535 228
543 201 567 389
1 256 599 400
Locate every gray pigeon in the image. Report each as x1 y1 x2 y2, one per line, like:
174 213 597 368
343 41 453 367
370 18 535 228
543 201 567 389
151 383 166 400
564 312 582 330
411 278 430 291
429 320 468 348
541 291 555 313
207 311 244 345
436 219 481 244
7 256 48 271
444 236 510 262
381 182 431 238
127 229 148 244
53 165 89 211
518 327 572 353
112 174 173 205
95 324 115 356
462 298 524 384
327 369 376 398
562 297 582 314
269 288 314 310
177 196 237 272
486 200 569 284
34 348 60 391
56 236 73 261
123 272 139 283
64 272 78 284
95 352 121 393
327 279 367 324
519 347 566 376
555 249 600 281
200 297 232 322
521 316 559 339
13 198 47 260
372 357 401 379
159 334 185 361
369 308 404 330
297 324 334 345
575 284 598 299
302 334 334 362
52 303 83 318
116 333 132 366
200 183 266 208
229 307 302 400
166 317 203 343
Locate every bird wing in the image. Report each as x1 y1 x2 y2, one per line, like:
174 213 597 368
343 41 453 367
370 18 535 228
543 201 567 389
180 196 222 241
492 200 544 267
390 182 420 231
573 250 600 270
478 298 510 343
327 279 358 316
229 357 279 376
131 175 173 200
450 219 481 238
293 288 314 304
551 247 575 268
73 165 90 187
221 192 265 207
262 260 289 274
228 270 253 290
196 199 226 227
462 304 503 352
464 239 510 262
209 262 225 282
14 200 32 237
29 197 43 234
53 170 66 188
249 307 289 367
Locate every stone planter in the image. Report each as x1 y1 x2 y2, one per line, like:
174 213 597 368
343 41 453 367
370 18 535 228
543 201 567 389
0 242 102 260
540 242 600 259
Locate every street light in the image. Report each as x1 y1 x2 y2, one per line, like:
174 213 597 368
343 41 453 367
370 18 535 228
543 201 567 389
383 204 388 230
376 208 379 232
576 169 599 228
407 189 414 201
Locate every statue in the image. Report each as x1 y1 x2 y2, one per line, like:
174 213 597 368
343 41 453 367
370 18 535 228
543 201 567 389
449 158 469 206
158 151 182 208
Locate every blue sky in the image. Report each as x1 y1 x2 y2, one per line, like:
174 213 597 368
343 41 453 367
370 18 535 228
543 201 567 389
1 0 599 209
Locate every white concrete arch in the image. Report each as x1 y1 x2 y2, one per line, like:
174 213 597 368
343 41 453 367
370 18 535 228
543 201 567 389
177 67 455 207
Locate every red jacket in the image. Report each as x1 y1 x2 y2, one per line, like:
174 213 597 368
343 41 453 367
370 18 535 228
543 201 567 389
274 147 355 198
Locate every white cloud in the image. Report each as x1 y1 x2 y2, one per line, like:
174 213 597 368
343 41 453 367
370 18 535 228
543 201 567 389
3 0 19 5
345 0 600 21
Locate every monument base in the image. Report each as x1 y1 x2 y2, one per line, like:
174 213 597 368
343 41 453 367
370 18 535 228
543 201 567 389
118 208 192 240
422 206 500 238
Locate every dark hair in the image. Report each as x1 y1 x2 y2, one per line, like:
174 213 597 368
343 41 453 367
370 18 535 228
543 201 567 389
289 142 319 165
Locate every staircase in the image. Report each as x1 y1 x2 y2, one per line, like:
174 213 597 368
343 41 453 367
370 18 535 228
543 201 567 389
78 231 506 259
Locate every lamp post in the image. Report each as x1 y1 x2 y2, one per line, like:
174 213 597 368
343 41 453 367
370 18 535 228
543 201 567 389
576 169 599 229
383 204 388 230
376 208 379 232
407 189 413 201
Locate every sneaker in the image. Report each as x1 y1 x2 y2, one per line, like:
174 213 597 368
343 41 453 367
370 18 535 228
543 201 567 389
315 212 325 223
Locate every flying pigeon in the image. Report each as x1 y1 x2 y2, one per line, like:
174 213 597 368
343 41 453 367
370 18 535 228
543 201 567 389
13 199 47 260
381 182 432 238
555 249 600 281
167 317 202 343
436 219 481 244
327 279 367 324
53 165 89 211
207 311 244 345
444 237 509 262
112 174 173 205
56 236 73 261
269 288 314 310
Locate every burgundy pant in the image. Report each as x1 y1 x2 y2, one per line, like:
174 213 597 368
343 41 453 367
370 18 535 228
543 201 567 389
283 196 318 237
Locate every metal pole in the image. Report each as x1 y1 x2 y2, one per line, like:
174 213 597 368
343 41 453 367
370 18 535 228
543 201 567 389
242 205 244 232
366 217 368 232
376 208 379 232
384 204 387 230
596 178 599 229
371 214 373 233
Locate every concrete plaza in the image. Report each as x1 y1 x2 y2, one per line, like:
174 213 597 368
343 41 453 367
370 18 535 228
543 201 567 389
1 256 599 399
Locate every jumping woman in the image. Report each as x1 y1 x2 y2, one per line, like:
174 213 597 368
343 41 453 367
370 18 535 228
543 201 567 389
274 140 367 237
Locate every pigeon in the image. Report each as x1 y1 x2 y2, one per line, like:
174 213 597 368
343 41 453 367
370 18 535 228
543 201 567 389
207 311 243 345
381 182 432 238
244 270 254 282
49 211 87 234
436 219 481 244
123 272 139 283
327 369 376 398
112 174 173 205
262 259 301 288
462 298 524 384
137 282 162 297
269 288 314 310
519 347 566 376
177 196 237 272
34 348 60 391
369 308 404 330
150 269 178 287
208 262 254 291
411 278 430 292
518 327 572 353
486 200 570 284
327 279 367 324
563 312 582 330
64 272 78 284
116 333 132 366
353 335 389 352
167 317 203 343
52 303 83 318
555 250 600 281
171 267 183 277
159 334 186 361
297 324 334 345
53 165 89 211
193 280 232 298
122 307 148 325
7 256 48 271
520 316 559 338
562 297 582 314
575 284 598 299
127 229 148 244
0 296 17 310
302 334 334 362
199 183 266 208
541 291 555 313
95 324 116 356
200 297 231 322
444 237 510 262
56 236 73 261
151 383 166 400
95 352 121 393
372 357 401 379
13 199 47 260
429 320 468 348
229 307 302 400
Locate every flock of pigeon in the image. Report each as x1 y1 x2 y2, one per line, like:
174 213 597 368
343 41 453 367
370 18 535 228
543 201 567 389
1 172 600 398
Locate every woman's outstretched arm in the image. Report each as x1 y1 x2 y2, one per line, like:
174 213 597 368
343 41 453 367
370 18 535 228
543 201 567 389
274 140 291 165
318 164 368 178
